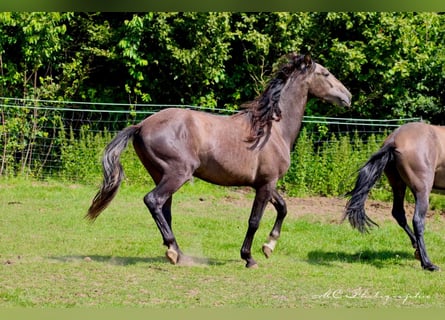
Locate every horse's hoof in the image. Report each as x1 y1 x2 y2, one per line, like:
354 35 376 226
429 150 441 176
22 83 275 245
166 248 179 264
423 264 440 272
245 259 258 269
262 244 273 259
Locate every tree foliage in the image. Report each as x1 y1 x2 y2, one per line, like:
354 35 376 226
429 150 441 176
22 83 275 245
1 12 445 122
302 12 445 123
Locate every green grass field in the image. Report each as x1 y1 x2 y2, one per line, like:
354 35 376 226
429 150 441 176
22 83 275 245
1 178 445 308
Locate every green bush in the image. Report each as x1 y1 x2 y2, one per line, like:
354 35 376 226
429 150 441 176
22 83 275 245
59 126 108 183
59 125 153 188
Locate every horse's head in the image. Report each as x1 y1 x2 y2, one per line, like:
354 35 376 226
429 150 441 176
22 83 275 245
301 54 352 107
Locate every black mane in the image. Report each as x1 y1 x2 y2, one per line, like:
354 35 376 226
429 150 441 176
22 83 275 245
241 53 314 149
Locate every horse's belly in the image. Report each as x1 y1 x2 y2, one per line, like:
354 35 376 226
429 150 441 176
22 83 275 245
194 159 257 187
194 169 255 187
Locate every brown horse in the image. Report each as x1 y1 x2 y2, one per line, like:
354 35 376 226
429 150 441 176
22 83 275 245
87 53 352 268
344 122 445 271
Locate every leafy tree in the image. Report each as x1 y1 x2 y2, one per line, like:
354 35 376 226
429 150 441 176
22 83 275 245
0 12 70 99
1 12 445 121
115 12 233 107
222 12 310 109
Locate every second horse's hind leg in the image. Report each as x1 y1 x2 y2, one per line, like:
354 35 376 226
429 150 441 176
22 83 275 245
412 191 439 271
387 173 418 251
262 189 287 258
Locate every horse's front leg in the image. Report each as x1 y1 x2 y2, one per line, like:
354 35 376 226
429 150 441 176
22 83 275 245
262 189 287 258
240 186 272 268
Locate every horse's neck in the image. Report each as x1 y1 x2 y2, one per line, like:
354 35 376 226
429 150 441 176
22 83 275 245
275 82 308 149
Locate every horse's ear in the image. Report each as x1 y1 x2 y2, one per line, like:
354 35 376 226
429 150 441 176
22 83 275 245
304 54 312 68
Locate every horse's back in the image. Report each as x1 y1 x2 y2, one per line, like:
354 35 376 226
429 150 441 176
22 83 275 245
135 108 234 158
137 108 236 144
390 122 445 189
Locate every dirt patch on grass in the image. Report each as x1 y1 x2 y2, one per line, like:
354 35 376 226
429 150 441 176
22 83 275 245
284 195 442 223
284 196 394 223
220 188 441 225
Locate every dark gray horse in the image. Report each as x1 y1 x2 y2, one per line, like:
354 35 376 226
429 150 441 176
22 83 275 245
87 53 352 268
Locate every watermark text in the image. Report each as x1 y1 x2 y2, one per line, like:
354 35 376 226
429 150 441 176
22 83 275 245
313 287 430 305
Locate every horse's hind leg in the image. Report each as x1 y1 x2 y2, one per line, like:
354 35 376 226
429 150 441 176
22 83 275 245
262 189 287 259
385 168 418 251
412 189 439 271
144 177 187 265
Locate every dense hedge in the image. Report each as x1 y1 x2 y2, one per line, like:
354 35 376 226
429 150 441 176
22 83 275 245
281 129 391 198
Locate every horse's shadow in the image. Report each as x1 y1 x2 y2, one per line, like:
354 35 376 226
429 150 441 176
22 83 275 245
50 254 230 267
307 249 415 269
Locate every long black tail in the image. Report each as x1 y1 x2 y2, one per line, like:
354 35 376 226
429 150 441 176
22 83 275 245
86 125 140 221
344 142 396 233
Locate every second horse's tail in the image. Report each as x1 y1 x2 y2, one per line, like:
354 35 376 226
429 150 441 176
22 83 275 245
86 125 140 221
344 141 396 232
